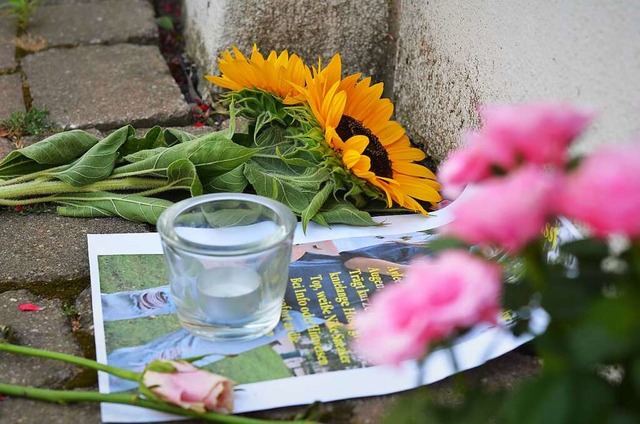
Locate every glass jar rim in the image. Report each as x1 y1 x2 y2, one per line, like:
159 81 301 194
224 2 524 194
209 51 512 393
157 193 297 256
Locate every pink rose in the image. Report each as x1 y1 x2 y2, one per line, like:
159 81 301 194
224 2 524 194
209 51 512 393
557 142 640 238
439 103 592 198
142 360 234 414
353 251 502 365
479 103 593 168
444 166 560 252
439 132 513 198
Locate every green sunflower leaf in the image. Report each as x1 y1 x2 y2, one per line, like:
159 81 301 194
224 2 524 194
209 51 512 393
118 126 167 161
164 127 200 145
203 208 263 228
0 129 99 179
52 126 133 186
314 201 378 227
203 164 248 193
165 158 203 197
243 161 320 213
123 146 168 164
113 132 259 180
55 192 173 224
301 181 334 232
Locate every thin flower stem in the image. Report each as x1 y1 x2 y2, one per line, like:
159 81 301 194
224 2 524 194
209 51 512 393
447 344 460 373
631 243 640 282
0 342 140 382
522 242 547 293
0 383 312 424
443 338 467 396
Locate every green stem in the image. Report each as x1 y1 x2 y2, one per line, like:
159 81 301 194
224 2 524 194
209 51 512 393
0 383 311 424
0 177 167 200
0 342 140 382
631 242 640 282
133 184 180 198
522 242 547 293
0 164 71 187
445 340 468 396
0 195 64 206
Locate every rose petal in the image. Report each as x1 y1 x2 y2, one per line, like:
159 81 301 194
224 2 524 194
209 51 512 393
18 303 44 312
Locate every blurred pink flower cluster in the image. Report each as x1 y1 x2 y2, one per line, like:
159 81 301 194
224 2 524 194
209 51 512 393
354 101 640 365
353 252 502 364
443 103 640 250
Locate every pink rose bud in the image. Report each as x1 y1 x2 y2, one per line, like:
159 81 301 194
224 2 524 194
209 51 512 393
142 360 234 414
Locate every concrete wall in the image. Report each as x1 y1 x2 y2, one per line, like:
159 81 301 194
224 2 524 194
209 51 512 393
183 0 391 94
183 0 640 163
392 1 640 161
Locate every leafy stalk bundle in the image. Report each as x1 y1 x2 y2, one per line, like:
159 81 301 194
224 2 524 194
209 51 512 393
0 99 383 228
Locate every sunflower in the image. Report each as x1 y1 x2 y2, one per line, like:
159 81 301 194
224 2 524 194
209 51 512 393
293 54 442 214
205 45 309 100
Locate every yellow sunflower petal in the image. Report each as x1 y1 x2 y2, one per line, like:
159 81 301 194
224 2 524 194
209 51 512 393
372 121 405 145
392 162 438 180
343 135 369 154
386 146 427 161
206 46 310 99
393 174 442 202
341 150 360 169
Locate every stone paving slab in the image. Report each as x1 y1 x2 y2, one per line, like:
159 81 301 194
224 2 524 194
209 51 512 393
0 18 16 72
0 290 83 387
30 0 158 48
22 44 190 130
0 399 101 424
0 73 24 121
0 138 13 159
42 0 105 4
0 211 149 287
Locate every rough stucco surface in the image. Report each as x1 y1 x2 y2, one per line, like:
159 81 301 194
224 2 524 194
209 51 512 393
183 0 391 96
392 0 640 162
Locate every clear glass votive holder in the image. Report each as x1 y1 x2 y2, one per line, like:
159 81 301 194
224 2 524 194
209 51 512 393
157 193 296 341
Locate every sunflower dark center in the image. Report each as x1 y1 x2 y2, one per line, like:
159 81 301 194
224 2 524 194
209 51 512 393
335 115 393 178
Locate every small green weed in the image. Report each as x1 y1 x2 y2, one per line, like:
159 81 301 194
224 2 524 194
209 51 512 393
0 107 52 140
0 0 40 31
61 304 79 317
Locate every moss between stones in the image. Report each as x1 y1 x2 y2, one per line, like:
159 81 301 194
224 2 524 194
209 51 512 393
0 276 89 304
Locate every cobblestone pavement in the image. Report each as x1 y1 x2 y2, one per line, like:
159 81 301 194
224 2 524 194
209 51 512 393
0 1 540 423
